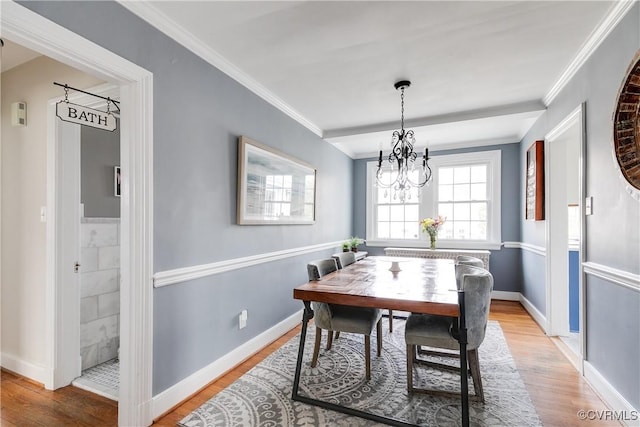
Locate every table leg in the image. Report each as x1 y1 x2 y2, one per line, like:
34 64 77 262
291 300 416 427
458 290 469 427
292 300 313 400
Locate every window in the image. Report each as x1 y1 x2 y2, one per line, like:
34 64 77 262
366 150 501 249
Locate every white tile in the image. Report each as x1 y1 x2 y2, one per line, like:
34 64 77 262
81 223 118 248
80 315 119 348
81 247 98 273
81 270 118 298
81 343 98 371
98 291 120 318
80 296 98 323
98 246 120 270
98 337 119 364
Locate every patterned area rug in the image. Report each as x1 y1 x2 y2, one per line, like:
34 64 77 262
179 320 541 426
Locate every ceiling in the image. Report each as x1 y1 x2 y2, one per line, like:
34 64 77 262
1 39 41 72
4 2 618 158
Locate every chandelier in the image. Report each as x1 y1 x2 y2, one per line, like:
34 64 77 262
376 80 432 202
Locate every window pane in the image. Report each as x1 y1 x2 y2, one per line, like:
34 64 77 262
453 184 470 201
470 221 487 239
470 165 486 183
470 183 486 200
389 222 405 239
390 205 405 221
378 205 390 222
439 184 453 202
453 202 470 220
440 221 454 239
377 222 390 239
438 203 454 220
470 202 487 220
453 221 471 239
439 167 454 184
378 187 390 203
405 222 420 239
453 167 470 184
405 204 419 222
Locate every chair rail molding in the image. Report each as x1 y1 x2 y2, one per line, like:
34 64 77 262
153 240 344 287
583 262 640 293
503 241 546 256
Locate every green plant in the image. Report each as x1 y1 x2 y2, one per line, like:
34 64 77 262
349 236 364 248
342 241 350 250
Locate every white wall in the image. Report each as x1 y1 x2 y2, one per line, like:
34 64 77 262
1 55 101 379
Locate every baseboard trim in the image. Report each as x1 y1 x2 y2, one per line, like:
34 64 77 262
0 352 46 385
519 294 548 333
584 361 639 425
151 309 302 419
491 290 520 301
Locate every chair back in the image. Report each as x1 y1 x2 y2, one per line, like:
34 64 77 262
455 255 485 269
332 252 356 269
307 258 338 281
458 265 494 350
306 258 338 330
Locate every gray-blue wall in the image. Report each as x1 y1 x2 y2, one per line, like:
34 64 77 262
520 4 640 410
21 1 353 394
353 143 523 293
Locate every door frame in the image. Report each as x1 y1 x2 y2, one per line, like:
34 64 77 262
2 3 154 426
46 84 120 389
544 103 586 368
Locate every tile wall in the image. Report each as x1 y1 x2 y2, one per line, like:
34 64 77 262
80 218 120 371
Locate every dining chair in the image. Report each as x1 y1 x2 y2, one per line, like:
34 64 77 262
404 264 493 401
307 258 383 380
455 255 485 269
332 251 356 269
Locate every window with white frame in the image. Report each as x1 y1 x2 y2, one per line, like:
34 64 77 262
366 150 501 249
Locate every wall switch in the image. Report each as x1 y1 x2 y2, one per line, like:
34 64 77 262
40 207 47 222
11 101 27 127
585 196 593 215
239 309 248 329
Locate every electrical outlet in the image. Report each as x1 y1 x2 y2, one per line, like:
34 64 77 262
239 310 248 329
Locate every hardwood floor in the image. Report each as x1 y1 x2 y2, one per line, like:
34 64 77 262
1 301 618 426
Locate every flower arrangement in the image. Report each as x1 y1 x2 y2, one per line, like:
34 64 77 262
420 216 446 249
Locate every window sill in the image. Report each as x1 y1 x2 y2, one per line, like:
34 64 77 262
366 239 503 251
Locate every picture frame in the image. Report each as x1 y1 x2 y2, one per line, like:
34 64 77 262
114 166 121 197
525 140 544 220
237 136 316 225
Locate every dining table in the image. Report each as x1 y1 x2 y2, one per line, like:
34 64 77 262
291 255 470 427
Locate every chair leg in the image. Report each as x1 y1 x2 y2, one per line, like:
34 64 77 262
388 309 393 332
376 319 382 356
406 344 415 392
364 335 371 380
468 348 484 403
326 329 333 350
311 327 322 368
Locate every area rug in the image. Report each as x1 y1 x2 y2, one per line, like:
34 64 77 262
179 319 541 426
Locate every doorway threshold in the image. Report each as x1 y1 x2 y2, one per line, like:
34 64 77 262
72 358 119 401
551 333 581 372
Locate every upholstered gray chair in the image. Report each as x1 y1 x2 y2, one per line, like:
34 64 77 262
455 255 485 269
332 251 356 269
307 258 383 380
405 264 494 401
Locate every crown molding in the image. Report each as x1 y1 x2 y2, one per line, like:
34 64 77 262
543 0 636 106
117 1 323 137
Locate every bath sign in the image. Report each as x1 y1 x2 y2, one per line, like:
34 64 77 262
56 101 117 132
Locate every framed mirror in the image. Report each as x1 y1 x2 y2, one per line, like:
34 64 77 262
237 136 316 225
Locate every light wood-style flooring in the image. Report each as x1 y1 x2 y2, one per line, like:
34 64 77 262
1 301 619 426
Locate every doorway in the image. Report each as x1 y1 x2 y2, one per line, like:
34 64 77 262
545 104 586 367
2 3 154 425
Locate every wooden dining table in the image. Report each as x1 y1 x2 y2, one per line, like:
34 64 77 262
291 256 470 427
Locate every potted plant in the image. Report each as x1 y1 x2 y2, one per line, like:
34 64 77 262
342 241 350 252
349 236 364 252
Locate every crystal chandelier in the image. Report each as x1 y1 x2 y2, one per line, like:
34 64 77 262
376 80 432 202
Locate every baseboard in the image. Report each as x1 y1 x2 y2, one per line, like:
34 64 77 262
491 290 520 301
584 361 639 426
151 309 303 419
0 352 46 385
519 294 548 333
